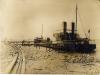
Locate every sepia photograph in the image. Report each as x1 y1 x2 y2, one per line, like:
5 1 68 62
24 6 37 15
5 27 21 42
0 0 100 74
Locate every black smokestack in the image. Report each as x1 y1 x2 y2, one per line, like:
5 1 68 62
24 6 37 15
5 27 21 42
72 22 75 34
63 21 67 34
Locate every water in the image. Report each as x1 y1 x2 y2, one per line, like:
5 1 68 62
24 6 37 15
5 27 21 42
23 40 100 74
0 40 100 74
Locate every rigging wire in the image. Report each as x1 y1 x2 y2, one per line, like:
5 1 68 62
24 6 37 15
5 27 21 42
76 4 88 38
74 0 98 39
87 0 100 39
75 3 87 38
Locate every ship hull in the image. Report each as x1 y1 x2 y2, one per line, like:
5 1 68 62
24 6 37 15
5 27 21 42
50 44 96 53
37 43 96 53
35 43 96 53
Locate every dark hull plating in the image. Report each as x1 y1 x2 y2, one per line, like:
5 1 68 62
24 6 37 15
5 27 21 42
36 43 96 53
52 44 96 53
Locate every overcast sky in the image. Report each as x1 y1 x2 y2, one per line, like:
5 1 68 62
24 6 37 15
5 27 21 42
0 0 100 40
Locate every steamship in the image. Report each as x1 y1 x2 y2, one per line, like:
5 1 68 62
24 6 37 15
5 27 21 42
34 5 96 53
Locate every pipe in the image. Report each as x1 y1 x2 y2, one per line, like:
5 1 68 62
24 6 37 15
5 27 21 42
63 21 67 34
72 22 75 34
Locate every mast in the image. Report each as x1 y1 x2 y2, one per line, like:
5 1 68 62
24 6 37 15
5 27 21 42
76 4 77 32
41 24 43 38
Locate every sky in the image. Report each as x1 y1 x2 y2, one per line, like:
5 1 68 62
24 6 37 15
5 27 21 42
0 0 100 41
